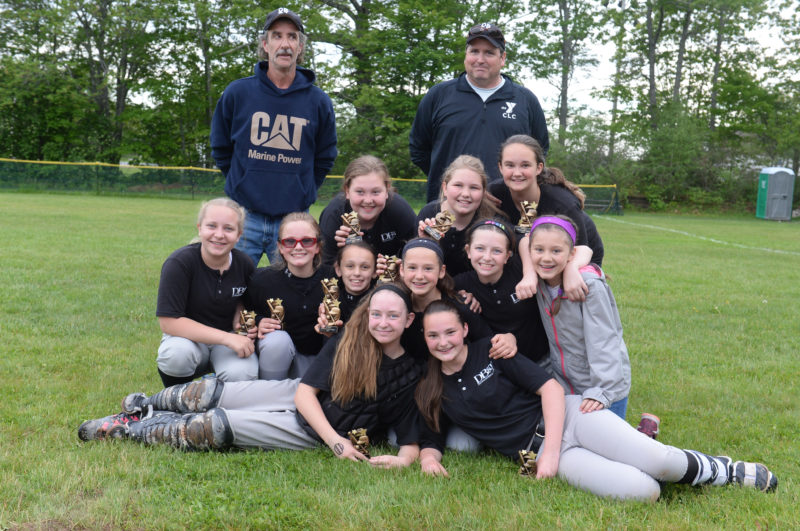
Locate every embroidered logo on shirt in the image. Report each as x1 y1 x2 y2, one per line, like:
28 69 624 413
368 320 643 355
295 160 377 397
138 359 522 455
502 102 517 120
381 231 396 242
231 286 247 297
473 361 495 385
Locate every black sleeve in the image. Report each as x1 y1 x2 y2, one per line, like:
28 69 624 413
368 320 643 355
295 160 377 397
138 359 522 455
389 193 418 245
155 252 191 318
453 299 493 340
416 200 440 224
319 194 347 266
539 185 589 247
409 91 435 175
495 354 552 397
300 339 337 390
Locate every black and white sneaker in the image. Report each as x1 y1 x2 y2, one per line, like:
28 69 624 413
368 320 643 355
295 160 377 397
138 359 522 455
730 461 778 492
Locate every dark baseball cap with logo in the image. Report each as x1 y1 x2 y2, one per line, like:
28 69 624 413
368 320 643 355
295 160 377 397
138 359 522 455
466 23 505 51
263 7 304 33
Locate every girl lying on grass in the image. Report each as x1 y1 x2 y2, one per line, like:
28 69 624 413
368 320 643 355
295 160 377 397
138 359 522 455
78 284 432 469
415 299 777 501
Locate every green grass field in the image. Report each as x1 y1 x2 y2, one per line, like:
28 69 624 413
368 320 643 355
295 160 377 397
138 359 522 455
1 193 798 529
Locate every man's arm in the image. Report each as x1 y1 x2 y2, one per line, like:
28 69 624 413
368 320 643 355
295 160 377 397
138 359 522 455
313 96 338 188
210 90 233 177
409 92 435 175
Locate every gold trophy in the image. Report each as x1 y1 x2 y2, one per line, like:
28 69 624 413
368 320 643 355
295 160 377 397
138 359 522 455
423 209 455 241
266 298 285 327
237 310 256 335
378 255 399 284
320 278 342 333
515 201 538 234
518 449 537 477
348 428 371 458
341 211 362 243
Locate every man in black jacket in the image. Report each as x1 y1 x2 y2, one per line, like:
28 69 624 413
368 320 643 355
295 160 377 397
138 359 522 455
409 23 549 202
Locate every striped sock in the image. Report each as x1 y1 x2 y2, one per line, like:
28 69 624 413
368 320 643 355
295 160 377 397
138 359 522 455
682 450 731 486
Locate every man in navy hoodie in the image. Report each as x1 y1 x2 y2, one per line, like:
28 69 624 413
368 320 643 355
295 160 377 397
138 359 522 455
211 8 337 266
409 23 549 202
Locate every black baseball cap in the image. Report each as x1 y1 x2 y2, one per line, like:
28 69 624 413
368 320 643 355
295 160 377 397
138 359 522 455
263 8 304 33
466 23 505 51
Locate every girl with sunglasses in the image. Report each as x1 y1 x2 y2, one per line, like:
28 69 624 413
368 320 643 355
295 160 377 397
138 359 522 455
246 212 334 379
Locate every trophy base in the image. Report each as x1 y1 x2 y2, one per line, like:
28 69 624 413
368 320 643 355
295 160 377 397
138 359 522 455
320 325 339 334
423 225 444 241
514 225 531 235
235 331 249 336
345 235 362 244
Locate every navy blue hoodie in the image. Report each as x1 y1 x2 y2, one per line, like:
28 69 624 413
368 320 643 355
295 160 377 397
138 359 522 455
211 62 337 216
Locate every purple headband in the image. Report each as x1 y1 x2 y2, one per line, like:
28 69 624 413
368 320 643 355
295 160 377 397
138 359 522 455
530 216 576 244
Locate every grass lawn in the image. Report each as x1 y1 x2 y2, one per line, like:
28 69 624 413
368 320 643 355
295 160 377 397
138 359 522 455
1 193 798 529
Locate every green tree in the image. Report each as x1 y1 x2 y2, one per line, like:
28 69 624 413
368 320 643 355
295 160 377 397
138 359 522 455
520 0 599 143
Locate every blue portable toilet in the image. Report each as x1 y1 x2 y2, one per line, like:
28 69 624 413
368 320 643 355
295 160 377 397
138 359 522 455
756 167 795 221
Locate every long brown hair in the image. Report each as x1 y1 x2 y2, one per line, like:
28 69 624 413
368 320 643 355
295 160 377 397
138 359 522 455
414 299 464 432
438 155 503 220
540 167 586 209
330 284 410 404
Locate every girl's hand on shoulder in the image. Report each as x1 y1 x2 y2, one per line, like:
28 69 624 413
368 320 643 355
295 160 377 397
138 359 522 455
515 272 538 300
258 317 282 338
369 454 411 469
535 450 559 479
563 265 588 302
458 290 481 313
579 398 605 413
224 333 255 358
420 456 449 477
328 436 368 462
489 333 517 359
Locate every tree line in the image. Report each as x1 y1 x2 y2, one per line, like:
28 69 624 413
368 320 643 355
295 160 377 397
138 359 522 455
1 0 798 208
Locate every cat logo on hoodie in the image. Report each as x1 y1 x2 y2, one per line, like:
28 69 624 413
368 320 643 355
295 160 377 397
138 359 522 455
250 112 308 153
